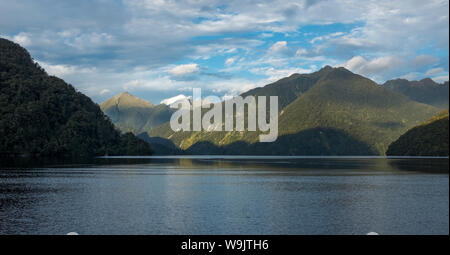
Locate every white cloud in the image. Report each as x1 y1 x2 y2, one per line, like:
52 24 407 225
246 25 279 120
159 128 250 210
221 94 236 101
339 55 403 78
225 57 236 66
425 67 445 76
37 61 96 77
169 63 199 76
225 48 237 54
295 48 308 56
411 54 439 67
67 32 115 50
12 32 32 46
123 80 145 90
122 76 176 91
310 32 344 44
260 33 273 38
2 32 32 47
311 1 448 59
1 0 447 102
100 89 111 95
269 41 288 54
432 75 449 83
250 66 313 82
399 72 419 81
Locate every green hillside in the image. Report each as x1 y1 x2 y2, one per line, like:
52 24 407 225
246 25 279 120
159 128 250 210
386 110 449 156
0 38 153 158
241 66 334 110
383 78 449 108
100 92 174 134
278 67 439 154
149 66 439 155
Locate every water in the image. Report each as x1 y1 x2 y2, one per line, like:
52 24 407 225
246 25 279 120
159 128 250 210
0 156 448 235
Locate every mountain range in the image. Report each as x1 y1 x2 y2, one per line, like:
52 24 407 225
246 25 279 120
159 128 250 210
101 65 448 155
100 92 174 134
383 78 449 108
144 66 443 155
2 37 447 157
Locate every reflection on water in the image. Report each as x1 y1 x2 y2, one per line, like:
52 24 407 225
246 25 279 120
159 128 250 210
0 157 448 234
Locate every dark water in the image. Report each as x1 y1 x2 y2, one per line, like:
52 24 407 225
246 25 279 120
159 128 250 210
0 156 448 235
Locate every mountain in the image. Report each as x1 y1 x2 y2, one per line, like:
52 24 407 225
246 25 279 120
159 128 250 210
148 66 440 155
128 65 334 140
100 92 174 134
241 66 334 110
277 67 439 154
383 78 449 108
386 110 449 156
0 38 153 158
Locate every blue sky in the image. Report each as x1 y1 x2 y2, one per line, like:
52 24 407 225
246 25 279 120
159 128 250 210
1 0 448 104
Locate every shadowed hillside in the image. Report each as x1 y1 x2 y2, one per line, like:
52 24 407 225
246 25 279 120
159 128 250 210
0 38 153 158
278 67 439 154
386 110 449 156
185 128 375 155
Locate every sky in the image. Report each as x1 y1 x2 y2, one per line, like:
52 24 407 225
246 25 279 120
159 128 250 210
1 0 449 104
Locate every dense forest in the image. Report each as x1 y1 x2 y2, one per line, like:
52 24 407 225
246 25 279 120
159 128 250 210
0 38 152 158
386 110 449 156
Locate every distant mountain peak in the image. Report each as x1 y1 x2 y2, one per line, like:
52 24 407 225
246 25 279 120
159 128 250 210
315 65 355 81
315 65 352 76
101 92 154 110
383 77 449 108
321 65 334 71
115 91 143 100
418 77 436 85
118 91 132 96
99 92 175 134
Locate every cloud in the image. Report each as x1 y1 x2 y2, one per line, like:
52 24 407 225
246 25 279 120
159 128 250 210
225 48 237 54
169 63 199 76
1 0 447 102
12 32 32 46
250 66 314 82
412 54 440 67
339 54 449 83
38 61 96 76
339 55 404 81
426 67 445 76
260 33 273 38
295 48 308 56
100 89 111 95
399 72 419 81
309 1 448 59
432 75 449 83
310 32 344 44
225 57 236 66
340 55 402 74
269 41 289 54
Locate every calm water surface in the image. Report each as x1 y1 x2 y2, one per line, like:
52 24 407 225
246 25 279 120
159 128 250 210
0 156 448 234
